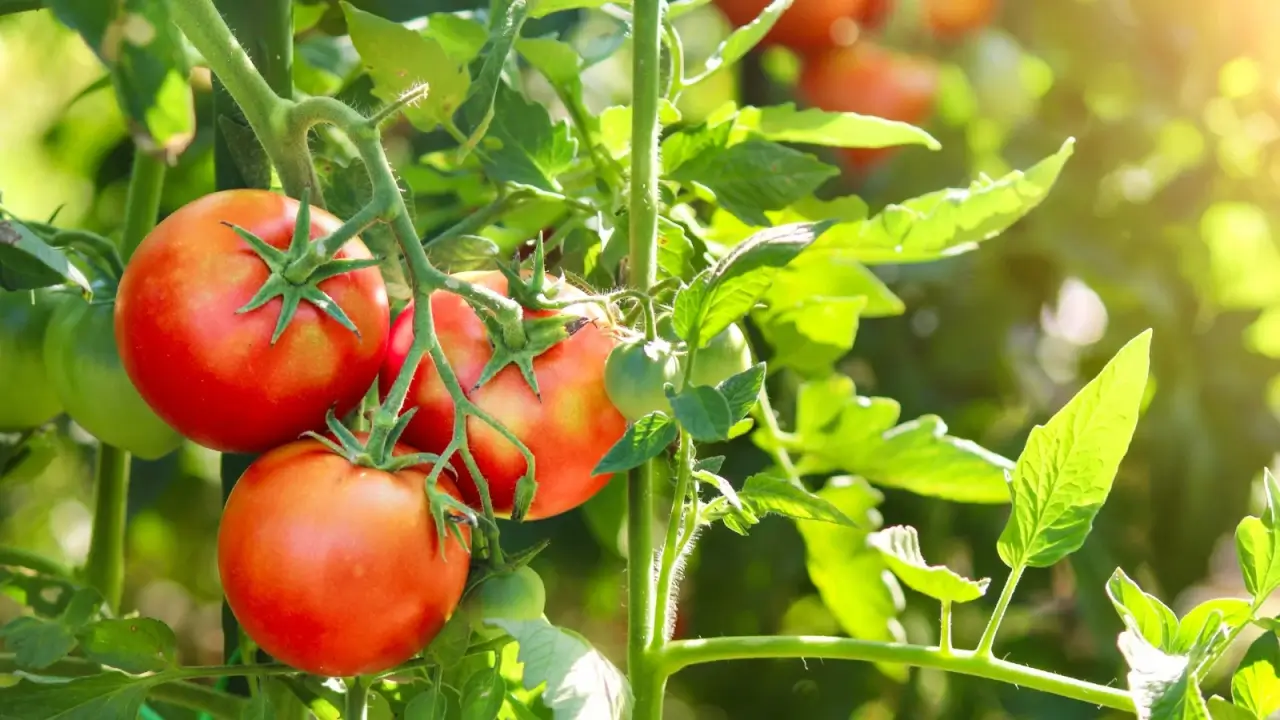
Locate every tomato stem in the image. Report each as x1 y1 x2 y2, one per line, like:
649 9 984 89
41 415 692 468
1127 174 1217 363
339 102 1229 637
343 677 370 720
83 444 130 613
119 150 167 261
975 562 1024 657
651 428 694 646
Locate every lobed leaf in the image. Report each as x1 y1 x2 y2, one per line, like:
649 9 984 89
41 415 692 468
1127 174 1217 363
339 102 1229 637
0 672 154 720
868 525 990 603
473 86 578 192
487 618 631 720
670 140 838 227
454 0 532 143
593 412 678 475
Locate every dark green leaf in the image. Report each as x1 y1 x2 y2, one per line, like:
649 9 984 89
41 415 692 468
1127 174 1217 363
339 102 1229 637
487 618 631 719
0 616 77 670
689 0 793 85
694 455 725 474
425 235 500 272
667 385 732 442
48 0 194 159
868 525 990 603
461 667 505 720
593 412 678 474
242 694 272 720
1232 631 1280 718
0 672 152 720
715 363 765 422
455 0 531 141
215 117 271 191
404 685 459 720
77 618 178 673
737 103 940 151
0 220 91 292
472 85 577 191
0 571 80 617
671 272 711 344
997 330 1152 568
1106 568 1179 652
670 140 838 227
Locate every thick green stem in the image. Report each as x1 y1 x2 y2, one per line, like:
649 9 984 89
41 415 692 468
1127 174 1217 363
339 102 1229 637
84 444 129 612
976 563 1025 657
658 637 1134 712
119 151 167 261
0 545 72 577
940 601 953 655
344 677 370 720
652 429 693 645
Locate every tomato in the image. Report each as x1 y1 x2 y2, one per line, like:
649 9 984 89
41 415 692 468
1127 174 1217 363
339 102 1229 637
925 0 997 39
218 436 470 677
472 566 546 622
714 0 875 53
0 289 66 431
688 323 754 388
114 190 390 454
380 271 626 520
798 42 940 172
44 297 182 460
604 338 683 421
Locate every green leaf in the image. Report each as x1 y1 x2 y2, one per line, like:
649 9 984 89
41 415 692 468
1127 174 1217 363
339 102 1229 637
715 363 765 422
343 2 468 131
1232 632 1280 718
694 469 742 512
737 103 940 151
425 235 500 273
670 140 839 227
216 117 272 191
0 616 78 670
423 14 489 63
796 477 905 680
242 694 273 720
674 222 835 347
48 0 194 159
1208 696 1255 720
667 385 732 442
757 296 866 377
868 525 990 603
997 329 1153 568
1237 469 1280 602
593 412 678 475
0 220 91 292
1106 568 1179 652
474 85 577 191
1174 598 1251 656
1119 630 1210 720
0 672 153 720
529 0 609 18
517 37 583 93
688 0 793 85
657 217 695 281
487 618 632 719
662 120 732 176
77 618 178 673
455 0 531 141
461 667 505 720
702 472 859 534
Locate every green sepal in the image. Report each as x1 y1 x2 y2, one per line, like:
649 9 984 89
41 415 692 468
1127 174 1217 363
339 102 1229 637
511 469 538 523
379 406 420 458
235 274 362 344
224 222 287 271
472 312 584 396
308 256 381 283
426 475 482 559
385 452 446 472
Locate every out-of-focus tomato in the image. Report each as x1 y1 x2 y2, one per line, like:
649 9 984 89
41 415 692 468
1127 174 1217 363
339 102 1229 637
0 289 65 431
714 0 878 54
925 0 997 39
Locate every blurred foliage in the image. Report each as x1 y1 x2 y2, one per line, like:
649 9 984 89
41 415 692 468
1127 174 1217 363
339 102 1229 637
5 0 1280 718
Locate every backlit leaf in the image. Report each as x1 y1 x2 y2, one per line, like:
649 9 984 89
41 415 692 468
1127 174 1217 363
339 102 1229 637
670 141 838 227
868 525 990 603
594 412 678 474
738 103 939 151
1106 568 1179 652
1232 632 1280 719
487 618 631 720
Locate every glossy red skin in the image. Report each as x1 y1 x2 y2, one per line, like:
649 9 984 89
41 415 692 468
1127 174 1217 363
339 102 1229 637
381 271 627 520
218 437 471 677
799 43 940 172
714 0 873 53
115 190 389 453
925 0 997 38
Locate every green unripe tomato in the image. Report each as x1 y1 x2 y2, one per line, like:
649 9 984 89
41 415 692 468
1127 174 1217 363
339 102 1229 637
688 323 753 388
604 338 683 421
0 289 66 431
473 566 546 623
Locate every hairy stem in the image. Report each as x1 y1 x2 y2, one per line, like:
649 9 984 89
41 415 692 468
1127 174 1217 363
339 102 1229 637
976 563 1025 657
659 637 1134 712
653 428 693 645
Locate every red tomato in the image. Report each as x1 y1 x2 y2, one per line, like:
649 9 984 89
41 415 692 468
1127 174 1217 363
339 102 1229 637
714 0 875 53
115 190 390 454
218 436 470 677
380 271 626 521
925 0 997 39
798 42 940 171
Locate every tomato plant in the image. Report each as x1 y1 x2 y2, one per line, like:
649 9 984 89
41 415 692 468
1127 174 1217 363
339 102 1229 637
218 436 471 677
798 42 941 171
114 189 390 454
44 296 182 460
0 289 65 431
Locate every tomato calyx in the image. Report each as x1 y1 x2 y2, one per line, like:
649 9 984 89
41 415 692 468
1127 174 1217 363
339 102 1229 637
227 189 381 344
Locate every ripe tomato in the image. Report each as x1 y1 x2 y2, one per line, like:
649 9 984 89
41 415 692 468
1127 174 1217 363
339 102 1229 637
925 0 997 39
218 436 471 677
380 271 626 521
688 323 754 388
115 190 389 454
44 297 182 460
798 42 940 171
604 338 683 421
0 289 66 431
714 0 874 53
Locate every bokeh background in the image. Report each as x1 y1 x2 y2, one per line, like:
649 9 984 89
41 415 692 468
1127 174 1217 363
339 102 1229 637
4 0 1280 717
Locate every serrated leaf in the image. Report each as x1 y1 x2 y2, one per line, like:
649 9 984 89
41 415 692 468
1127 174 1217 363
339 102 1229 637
77 618 177 673
0 672 153 720
689 0 793 85
795 477 905 680
487 618 631 719
1107 568 1179 652
670 140 838 227
667 385 732 442
48 0 194 159
717 473 859 527
473 85 577 191
461 667 505 720
715 363 765 422
868 525 989 603
662 120 732 176
425 234 500 272
1232 632 1280 718
997 330 1152 568
343 2 468 130
0 220 91 292
594 412 678 474
455 0 531 141
738 103 939 151
1237 469 1280 602
1120 630 1211 720
0 616 78 670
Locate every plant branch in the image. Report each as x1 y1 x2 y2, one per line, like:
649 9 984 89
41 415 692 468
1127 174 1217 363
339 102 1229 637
84 444 130 613
976 563 1025 657
118 151 167 261
0 545 72 577
344 676 370 720
658 636 1135 712
652 428 694 645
